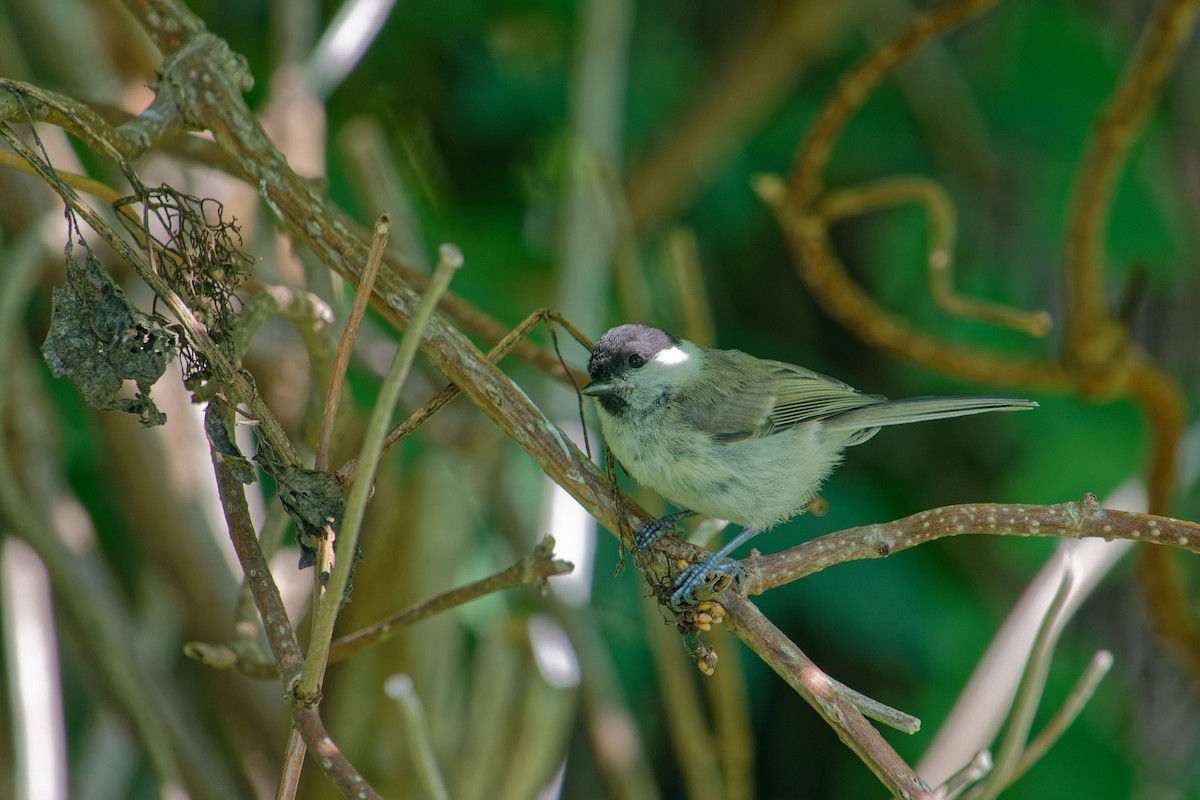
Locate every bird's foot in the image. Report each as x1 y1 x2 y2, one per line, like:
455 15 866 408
670 556 743 610
635 510 696 550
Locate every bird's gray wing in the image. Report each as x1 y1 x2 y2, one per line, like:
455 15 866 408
680 354 882 443
679 360 778 443
761 360 885 432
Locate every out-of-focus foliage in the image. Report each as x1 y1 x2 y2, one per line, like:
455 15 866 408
2 1 1200 798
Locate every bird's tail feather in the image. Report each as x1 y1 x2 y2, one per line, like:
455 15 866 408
823 396 1037 434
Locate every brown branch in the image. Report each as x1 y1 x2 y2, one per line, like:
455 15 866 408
722 595 933 799
759 0 1076 391
1129 359 1190 675
208 414 304 675
788 0 999 200
292 708 379 800
742 494 1200 594
0 79 165 159
1056 0 1200 689
816 177 1051 337
1063 0 1200 370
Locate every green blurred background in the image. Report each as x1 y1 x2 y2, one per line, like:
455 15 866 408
2 0 1200 798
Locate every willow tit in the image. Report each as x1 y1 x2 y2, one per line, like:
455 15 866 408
583 324 1036 608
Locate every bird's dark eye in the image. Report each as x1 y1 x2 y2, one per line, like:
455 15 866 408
628 353 646 368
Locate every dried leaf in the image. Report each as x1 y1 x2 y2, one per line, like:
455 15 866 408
41 241 177 426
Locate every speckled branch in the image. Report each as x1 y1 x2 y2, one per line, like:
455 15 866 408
742 493 1200 594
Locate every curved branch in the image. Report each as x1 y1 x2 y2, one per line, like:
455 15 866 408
758 0 1073 391
742 494 1200 594
1063 0 1200 369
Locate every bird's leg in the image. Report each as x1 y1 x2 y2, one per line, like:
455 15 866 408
670 526 761 609
635 510 697 550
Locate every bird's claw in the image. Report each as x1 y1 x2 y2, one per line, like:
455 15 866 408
670 556 742 610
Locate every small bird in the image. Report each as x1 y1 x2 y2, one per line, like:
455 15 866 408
583 324 1036 608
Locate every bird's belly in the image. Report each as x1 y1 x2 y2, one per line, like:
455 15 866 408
602 419 840 531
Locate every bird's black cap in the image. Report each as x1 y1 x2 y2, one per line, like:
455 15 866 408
586 324 680 382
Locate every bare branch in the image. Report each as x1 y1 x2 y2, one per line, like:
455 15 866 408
743 494 1200 594
722 595 933 799
328 538 573 662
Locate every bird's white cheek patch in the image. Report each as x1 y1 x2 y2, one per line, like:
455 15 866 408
654 346 690 366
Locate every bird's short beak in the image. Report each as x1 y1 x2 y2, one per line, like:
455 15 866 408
582 379 617 397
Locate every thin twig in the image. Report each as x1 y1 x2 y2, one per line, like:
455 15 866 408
0 148 125 203
182 641 277 679
0 78 166 159
276 731 306 800
314 212 391 472
828 676 921 735
327 537 573 662
298 217 390 793
787 0 998 199
207 406 305 674
936 751 993 800
335 307 592 483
